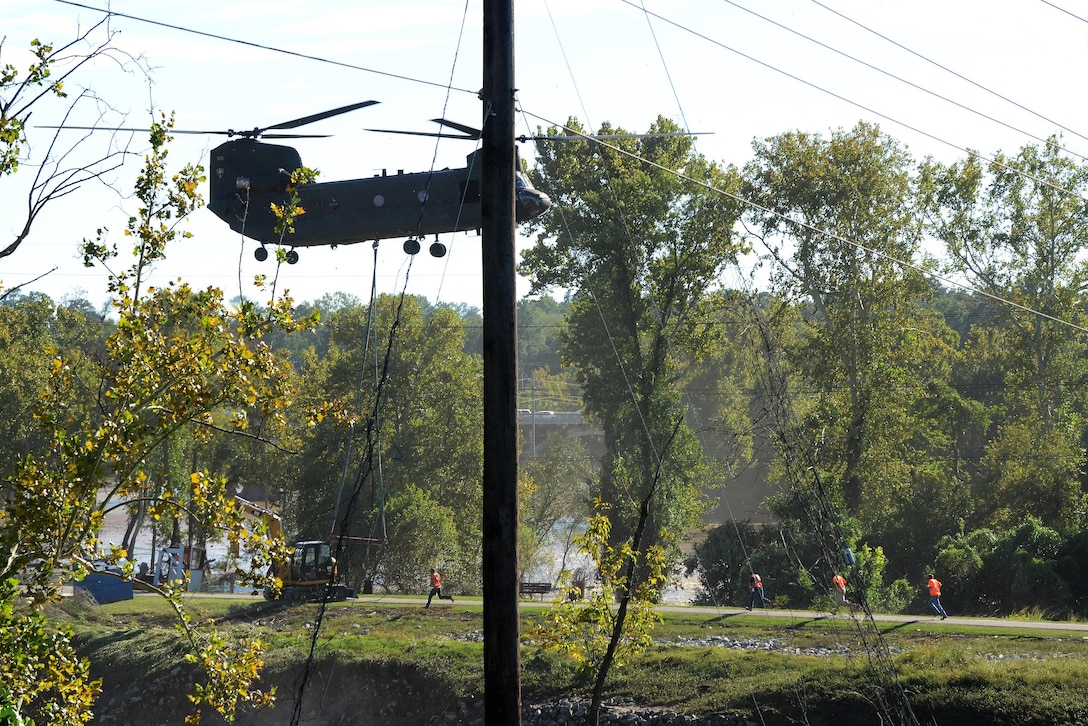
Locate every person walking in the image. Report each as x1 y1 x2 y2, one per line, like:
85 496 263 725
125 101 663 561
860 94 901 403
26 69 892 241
425 568 454 608
926 573 947 619
747 572 770 610
832 572 848 607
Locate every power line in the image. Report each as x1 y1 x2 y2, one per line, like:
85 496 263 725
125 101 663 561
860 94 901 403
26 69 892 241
807 0 1088 147
607 1 1088 206
714 0 1088 162
52 0 479 96
1039 0 1088 25
521 110 1088 337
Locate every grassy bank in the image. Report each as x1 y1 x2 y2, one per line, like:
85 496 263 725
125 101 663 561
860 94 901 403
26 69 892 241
60 594 1088 725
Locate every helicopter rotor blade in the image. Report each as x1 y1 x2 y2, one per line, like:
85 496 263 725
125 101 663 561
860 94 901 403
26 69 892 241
429 118 482 140
263 100 379 133
38 100 379 139
365 127 476 140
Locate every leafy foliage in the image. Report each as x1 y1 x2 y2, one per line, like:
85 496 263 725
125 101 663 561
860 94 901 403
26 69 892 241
0 38 66 176
522 115 746 581
0 579 97 725
535 503 664 672
0 116 303 723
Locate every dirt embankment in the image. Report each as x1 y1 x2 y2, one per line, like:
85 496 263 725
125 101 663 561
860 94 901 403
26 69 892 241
82 641 452 726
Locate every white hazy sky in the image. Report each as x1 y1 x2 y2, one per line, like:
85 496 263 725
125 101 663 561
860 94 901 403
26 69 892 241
3 0 1088 311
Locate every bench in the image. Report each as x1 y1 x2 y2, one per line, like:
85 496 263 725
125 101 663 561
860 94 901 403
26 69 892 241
518 581 553 600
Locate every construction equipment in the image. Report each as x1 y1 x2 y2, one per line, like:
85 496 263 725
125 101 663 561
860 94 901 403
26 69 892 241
264 540 354 602
233 497 353 602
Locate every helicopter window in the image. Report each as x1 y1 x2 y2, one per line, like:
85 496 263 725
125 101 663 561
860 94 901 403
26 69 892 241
373 194 385 208
460 179 480 203
417 190 428 203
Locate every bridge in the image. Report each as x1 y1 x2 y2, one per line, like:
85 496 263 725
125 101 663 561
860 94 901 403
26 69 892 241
517 410 601 460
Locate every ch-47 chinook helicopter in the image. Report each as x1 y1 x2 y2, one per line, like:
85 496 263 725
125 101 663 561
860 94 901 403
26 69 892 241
203 100 552 263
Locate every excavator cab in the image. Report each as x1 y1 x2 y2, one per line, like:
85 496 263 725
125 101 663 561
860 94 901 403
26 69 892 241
290 541 336 584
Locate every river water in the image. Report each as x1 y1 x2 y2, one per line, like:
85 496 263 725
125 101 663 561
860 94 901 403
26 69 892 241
98 504 699 601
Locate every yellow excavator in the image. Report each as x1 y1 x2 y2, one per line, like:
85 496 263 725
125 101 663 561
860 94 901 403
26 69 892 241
265 539 354 602
234 497 353 602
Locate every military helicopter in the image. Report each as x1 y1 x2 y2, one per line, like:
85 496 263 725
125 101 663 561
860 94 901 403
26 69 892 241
203 101 552 263
44 101 551 264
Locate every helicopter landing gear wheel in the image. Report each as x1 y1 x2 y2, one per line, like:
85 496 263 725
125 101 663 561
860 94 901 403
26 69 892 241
286 250 299 265
254 246 269 262
429 241 447 258
403 238 421 255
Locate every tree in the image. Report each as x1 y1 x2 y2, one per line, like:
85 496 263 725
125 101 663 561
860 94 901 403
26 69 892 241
1 116 300 724
535 498 666 725
522 115 746 574
288 295 484 594
0 293 107 477
518 295 568 374
523 115 746 724
1 25 140 264
921 138 1088 530
519 427 595 579
741 122 968 576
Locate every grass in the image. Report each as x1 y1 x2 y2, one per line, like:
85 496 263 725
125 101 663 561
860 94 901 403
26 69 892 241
56 594 1088 725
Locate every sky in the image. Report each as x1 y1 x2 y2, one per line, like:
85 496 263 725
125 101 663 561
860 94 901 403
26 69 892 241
3 0 1088 312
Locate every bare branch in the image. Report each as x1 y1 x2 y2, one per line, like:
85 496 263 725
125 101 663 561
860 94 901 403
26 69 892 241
1 21 151 259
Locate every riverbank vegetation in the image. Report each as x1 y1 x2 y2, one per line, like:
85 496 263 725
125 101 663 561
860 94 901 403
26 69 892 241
66 595 1088 726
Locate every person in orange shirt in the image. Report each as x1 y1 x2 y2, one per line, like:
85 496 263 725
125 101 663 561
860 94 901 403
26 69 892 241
832 572 848 607
926 573 947 619
746 572 770 610
426 568 454 608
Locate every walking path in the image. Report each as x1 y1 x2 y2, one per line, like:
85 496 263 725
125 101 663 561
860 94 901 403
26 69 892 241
285 593 1088 633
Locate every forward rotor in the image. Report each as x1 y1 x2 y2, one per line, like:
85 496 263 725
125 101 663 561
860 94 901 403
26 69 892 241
39 100 380 139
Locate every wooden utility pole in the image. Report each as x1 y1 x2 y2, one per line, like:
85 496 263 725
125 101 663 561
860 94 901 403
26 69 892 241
481 0 521 724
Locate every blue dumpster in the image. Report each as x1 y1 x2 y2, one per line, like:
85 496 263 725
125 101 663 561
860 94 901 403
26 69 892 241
74 572 133 604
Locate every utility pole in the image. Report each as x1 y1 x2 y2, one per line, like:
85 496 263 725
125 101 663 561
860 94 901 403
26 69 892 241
481 0 521 724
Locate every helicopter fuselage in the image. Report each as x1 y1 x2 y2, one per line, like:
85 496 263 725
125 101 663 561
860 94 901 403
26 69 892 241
207 139 550 254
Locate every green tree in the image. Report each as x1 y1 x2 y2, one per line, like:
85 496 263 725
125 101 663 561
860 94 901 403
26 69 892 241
921 138 1088 530
741 122 968 575
522 115 746 577
519 427 595 579
1 116 299 724
289 295 484 594
523 116 746 724
0 294 107 478
535 498 667 725
518 295 568 374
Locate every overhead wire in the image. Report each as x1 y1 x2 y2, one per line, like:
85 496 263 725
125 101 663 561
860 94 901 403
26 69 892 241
638 0 691 135
53 0 1088 216
809 0 1088 146
526 8 1087 716
290 248 420 726
1041 0 1088 24
61 0 1088 234
729 261 922 725
288 0 479 719
529 7 846 719
52 0 479 96
520 109 1088 337
413 0 479 307
629 5 915 721
715 0 1088 163
611 0 1088 205
45 0 1088 717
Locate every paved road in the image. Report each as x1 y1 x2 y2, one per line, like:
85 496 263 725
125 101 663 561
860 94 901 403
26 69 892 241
187 591 1088 633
